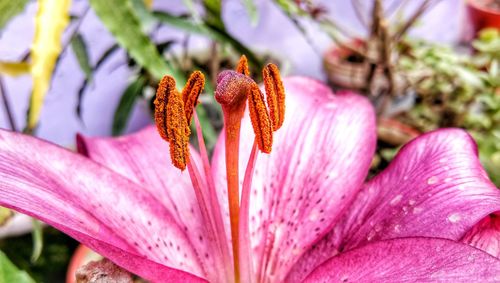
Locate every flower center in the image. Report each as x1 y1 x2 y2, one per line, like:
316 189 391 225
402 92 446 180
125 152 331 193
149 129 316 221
154 56 285 283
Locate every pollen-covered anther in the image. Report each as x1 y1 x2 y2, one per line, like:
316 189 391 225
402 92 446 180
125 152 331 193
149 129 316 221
182 71 205 124
236 55 250 76
166 89 191 170
263 63 286 130
154 75 176 141
248 83 273 153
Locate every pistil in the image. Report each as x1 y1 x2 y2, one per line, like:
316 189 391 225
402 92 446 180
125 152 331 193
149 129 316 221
215 58 285 282
154 56 286 283
215 70 254 282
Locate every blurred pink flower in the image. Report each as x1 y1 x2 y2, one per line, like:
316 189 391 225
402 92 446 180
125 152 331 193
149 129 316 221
0 77 499 282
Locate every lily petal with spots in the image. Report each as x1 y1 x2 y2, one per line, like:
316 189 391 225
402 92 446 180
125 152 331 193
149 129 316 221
0 72 499 283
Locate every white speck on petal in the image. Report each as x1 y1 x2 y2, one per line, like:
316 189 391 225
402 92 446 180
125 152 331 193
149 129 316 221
448 213 461 223
408 199 416 206
427 176 439 185
309 209 319 221
390 195 403 206
393 224 401 233
413 207 423 214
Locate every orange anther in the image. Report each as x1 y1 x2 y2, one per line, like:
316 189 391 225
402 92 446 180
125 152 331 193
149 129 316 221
182 71 205 124
236 55 250 76
154 75 191 170
154 75 176 141
248 83 273 153
262 63 286 130
166 90 191 170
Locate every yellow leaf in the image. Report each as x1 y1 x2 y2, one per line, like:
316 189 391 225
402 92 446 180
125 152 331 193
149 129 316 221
0 62 30 76
28 0 71 131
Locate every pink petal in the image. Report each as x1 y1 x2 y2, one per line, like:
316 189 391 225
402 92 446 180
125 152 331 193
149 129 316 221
304 238 500 283
0 129 208 279
77 126 225 281
289 129 500 281
212 77 377 281
462 213 500 258
68 229 206 283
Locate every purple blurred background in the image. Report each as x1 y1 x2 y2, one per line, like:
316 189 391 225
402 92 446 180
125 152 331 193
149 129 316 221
0 0 464 146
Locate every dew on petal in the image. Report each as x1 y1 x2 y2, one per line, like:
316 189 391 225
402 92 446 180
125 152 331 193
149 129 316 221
412 207 423 214
390 194 402 206
309 209 319 221
393 224 401 233
402 206 409 215
366 230 376 241
427 176 439 185
448 213 461 223
292 247 302 255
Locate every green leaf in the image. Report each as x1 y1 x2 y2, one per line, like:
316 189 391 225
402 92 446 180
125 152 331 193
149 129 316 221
71 34 92 80
130 0 156 31
77 44 120 119
112 77 147 136
153 11 263 68
88 0 184 83
182 0 201 21
242 0 259 26
202 0 224 30
0 250 35 283
0 0 29 30
30 220 43 263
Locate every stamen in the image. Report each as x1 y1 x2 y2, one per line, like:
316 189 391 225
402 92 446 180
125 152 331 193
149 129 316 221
166 89 191 171
236 55 250 76
154 75 176 141
182 71 205 124
262 63 286 130
248 83 273 153
239 142 259 283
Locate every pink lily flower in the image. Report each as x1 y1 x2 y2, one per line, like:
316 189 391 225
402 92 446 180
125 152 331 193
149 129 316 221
0 59 500 282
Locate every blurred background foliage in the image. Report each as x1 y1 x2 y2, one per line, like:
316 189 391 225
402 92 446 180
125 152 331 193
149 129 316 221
0 0 498 281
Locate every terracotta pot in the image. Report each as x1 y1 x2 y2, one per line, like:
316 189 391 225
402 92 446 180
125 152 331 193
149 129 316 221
323 42 407 95
323 41 372 91
467 0 500 32
66 245 101 283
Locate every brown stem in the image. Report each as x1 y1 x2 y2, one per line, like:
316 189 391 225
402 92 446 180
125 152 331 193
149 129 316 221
210 41 220 87
0 77 16 131
394 0 441 40
380 20 395 98
351 0 368 28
